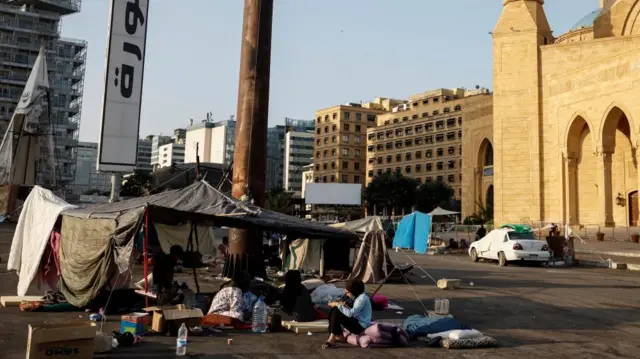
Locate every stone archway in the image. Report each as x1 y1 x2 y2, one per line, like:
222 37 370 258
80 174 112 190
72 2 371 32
475 139 494 212
601 106 636 226
566 116 596 225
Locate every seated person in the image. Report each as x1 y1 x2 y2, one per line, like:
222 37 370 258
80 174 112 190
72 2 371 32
447 238 459 250
277 270 316 322
152 245 184 305
323 279 372 349
207 271 255 321
459 239 469 250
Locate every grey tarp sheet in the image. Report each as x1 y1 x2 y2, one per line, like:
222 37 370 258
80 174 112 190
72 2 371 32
348 229 389 284
58 181 356 306
330 216 383 234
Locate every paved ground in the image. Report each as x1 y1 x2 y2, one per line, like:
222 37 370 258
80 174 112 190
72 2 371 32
1 224 640 358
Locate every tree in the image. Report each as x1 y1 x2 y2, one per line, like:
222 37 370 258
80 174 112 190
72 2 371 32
414 180 454 213
264 187 294 214
463 201 494 225
120 170 152 197
364 171 418 215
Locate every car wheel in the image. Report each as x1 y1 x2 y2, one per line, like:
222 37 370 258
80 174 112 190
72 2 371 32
498 252 507 267
470 248 479 262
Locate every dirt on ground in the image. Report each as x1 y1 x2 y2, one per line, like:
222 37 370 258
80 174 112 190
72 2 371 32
1 224 640 358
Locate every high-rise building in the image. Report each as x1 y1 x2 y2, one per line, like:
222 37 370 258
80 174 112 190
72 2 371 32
136 138 152 173
185 119 235 165
266 125 285 190
313 98 403 185
155 142 185 170
72 141 111 195
283 131 314 194
0 0 86 191
366 88 492 200
150 135 172 170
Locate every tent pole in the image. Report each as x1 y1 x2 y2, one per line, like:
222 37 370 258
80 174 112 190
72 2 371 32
143 207 149 307
192 221 201 293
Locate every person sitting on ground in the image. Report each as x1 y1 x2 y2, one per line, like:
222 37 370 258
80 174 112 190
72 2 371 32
277 270 316 322
323 279 372 349
459 239 469 250
152 245 184 305
207 271 255 321
447 238 459 250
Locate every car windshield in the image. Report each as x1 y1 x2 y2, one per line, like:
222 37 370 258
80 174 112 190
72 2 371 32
508 231 535 240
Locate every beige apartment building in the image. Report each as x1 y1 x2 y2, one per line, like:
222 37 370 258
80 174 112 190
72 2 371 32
365 88 492 200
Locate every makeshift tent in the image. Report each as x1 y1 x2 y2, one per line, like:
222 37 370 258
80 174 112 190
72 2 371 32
428 207 460 216
348 229 389 283
10 181 357 307
282 217 384 275
393 211 432 254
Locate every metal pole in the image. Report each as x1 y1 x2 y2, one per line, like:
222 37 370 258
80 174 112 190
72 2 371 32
109 172 121 203
224 0 273 279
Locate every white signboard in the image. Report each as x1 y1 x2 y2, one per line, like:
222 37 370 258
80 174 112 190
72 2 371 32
97 0 150 172
305 183 362 205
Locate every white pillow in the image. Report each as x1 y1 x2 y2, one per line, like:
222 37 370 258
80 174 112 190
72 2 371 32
449 329 483 340
427 330 455 339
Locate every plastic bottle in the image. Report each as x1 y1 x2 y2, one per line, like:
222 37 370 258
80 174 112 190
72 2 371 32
251 296 268 333
176 323 188 356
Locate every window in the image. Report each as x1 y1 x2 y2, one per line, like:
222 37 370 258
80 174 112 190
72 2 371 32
323 138 328 144
367 145 374 152
342 161 348 170
448 146 455 155
376 144 384 151
426 163 432 171
393 118 399 123
355 124 361 132
386 130 393 138
405 127 413 135
432 110 439 115
395 141 403 148
342 148 349 156
332 124 337 131
447 132 456 141
406 152 412 160
416 164 422 172
386 142 393 150
395 167 401 173
426 176 433 182
322 176 327 182
437 176 443 182
405 166 411 174
331 149 336 156
342 175 348 183
386 155 392 163
426 123 433 131
355 149 361 157
436 121 444 129
447 118 456 127
412 114 418 119
368 134 376 141
332 135 337 143
433 98 439 103
367 114 376 122
386 168 392 173
354 175 361 183
377 156 382 163
412 102 418 107
368 170 374 177
422 112 429 118
396 154 402 161
377 169 383 175
415 125 423 133
454 105 461 111
324 126 329 133
384 120 390 125
316 128 321 134
315 164 320 170
422 99 428 105
426 136 433 144
331 175 335 182
437 162 443 170
437 148 444 157
344 112 350 120
331 162 336 169
323 150 328 157
323 163 328 170
416 151 422 159
426 150 433 158
315 177 319 182
436 134 444 142
458 117 462 126
316 151 320 157
342 135 349 142
377 132 384 140
448 160 455 169
356 113 362 121
344 124 350 131
458 130 462 139
332 113 337 119
402 117 409 121
316 117 321 123
444 107 450 113
415 138 423 145
395 129 403 136
405 139 412 147
448 175 455 183
369 157 375 164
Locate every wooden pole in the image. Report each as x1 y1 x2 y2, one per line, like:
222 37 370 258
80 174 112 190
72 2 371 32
224 0 273 279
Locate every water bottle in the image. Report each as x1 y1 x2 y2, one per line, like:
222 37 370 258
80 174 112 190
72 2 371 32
176 323 188 356
251 296 268 333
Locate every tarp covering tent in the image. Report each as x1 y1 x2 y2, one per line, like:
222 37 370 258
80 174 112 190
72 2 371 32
348 229 389 284
330 216 383 234
429 207 460 216
10 181 357 307
7 186 76 296
393 211 432 254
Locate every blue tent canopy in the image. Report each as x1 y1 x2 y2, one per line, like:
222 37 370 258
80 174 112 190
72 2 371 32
392 211 432 254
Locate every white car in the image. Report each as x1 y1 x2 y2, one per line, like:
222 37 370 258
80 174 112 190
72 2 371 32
469 225 551 266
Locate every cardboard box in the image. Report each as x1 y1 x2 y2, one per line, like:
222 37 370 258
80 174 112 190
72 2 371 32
26 322 96 359
120 312 150 335
143 305 203 333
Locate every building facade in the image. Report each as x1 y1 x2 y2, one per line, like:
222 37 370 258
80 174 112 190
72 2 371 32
266 125 285 190
185 120 235 166
313 98 403 185
150 135 171 170
155 142 185 170
463 0 640 228
136 138 152 173
0 0 86 191
366 88 491 200
283 130 314 193
72 141 111 195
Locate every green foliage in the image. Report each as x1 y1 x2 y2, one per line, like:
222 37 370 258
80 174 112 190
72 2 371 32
120 170 152 197
365 172 455 215
265 187 295 214
463 201 494 224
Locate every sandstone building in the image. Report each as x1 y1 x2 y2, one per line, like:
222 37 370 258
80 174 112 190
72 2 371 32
462 0 640 227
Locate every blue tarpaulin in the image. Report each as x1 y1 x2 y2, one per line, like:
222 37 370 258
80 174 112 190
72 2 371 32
392 211 432 254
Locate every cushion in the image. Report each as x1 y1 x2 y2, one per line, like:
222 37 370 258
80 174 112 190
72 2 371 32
371 294 389 308
344 323 410 348
441 336 499 349
449 329 483 340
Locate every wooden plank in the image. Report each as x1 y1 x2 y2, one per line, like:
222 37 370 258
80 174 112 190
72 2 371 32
1 296 43 307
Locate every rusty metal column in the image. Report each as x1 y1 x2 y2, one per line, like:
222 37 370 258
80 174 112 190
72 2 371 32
223 0 273 279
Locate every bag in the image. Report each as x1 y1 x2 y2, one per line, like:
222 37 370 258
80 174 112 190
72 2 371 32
181 223 204 268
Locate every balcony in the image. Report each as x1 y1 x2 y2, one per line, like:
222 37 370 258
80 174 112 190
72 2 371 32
6 0 81 15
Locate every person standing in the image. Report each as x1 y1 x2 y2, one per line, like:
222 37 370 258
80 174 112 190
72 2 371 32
475 224 487 241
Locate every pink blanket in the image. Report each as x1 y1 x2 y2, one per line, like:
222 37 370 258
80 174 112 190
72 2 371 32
344 323 410 348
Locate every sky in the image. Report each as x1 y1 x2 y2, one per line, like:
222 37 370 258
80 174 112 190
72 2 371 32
60 0 598 142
